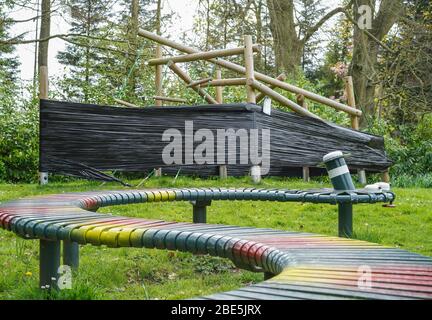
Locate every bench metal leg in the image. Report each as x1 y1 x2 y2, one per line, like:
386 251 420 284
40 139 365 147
338 203 353 238
191 200 212 224
63 241 79 270
39 239 61 290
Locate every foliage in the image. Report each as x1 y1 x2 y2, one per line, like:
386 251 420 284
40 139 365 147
384 115 432 177
0 98 39 183
377 0 432 125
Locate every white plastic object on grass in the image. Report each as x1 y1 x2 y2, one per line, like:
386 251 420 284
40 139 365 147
364 182 391 192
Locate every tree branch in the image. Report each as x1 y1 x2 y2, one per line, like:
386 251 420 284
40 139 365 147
343 9 396 53
301 0 354 44
0 33 128 45
59 37 130 56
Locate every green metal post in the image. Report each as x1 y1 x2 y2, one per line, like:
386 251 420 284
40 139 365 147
338 203 353 238
39 239 61 290
323 151 356 238
190 200 212 223
63 241 79 270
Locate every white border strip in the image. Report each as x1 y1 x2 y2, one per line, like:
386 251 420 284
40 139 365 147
328 165 350 179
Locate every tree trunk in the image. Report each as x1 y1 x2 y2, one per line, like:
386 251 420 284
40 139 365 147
84 0 92 102
266 0 302 76
33 0 40 96
206 0 211 50
38 0 50 76
126 0 140 99
350 0 403 126
254 0 264 71
156 0 162 35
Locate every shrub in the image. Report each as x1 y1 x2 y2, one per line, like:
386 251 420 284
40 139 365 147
0 100 39 183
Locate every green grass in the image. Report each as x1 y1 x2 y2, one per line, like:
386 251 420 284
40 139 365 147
0 176 431 300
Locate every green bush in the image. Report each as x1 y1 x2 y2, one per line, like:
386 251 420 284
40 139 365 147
367 114 432 187
0 101 39 183
385 115 432 176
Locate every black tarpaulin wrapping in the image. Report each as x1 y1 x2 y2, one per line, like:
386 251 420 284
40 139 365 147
39 99 392 180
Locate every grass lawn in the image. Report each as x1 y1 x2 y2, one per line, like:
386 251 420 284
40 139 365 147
0 176 431 300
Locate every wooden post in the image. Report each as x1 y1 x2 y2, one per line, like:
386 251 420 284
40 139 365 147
297 94 310 182
244 35 260 183
154 0 163 177
382 171 391 183
244 35 256 104
155 45 163 107
39 66 49 185
345 76 359 130
215 69 223 104
215 68 227 179
345 76 367 185
154 168 162 177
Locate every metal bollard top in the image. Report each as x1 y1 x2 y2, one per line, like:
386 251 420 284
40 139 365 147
323 150 356 191
323 151 344 163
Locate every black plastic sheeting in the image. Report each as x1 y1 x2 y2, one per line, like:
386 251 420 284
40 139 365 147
40 99 392 181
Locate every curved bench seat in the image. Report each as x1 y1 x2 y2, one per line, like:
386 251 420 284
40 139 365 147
1 189 431 300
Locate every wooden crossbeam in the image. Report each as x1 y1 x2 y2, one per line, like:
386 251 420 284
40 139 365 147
149 45 260 66
249 79 322 120
168 61 217 104
199 78 247 87
154 96 187 103
114 98 140 108
256 73 287 103
187 77 212 88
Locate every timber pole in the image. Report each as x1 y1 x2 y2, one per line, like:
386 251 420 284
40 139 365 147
297 94 311 182
168 61 217 104
244 35 261 184
215 68 227 179
345 76 367 185
256 73 287 103
250 80 322 120
149 45 260 65
155 45 163 107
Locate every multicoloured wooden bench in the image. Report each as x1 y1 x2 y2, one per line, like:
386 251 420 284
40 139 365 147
1 152 431 299
1 187 431 300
